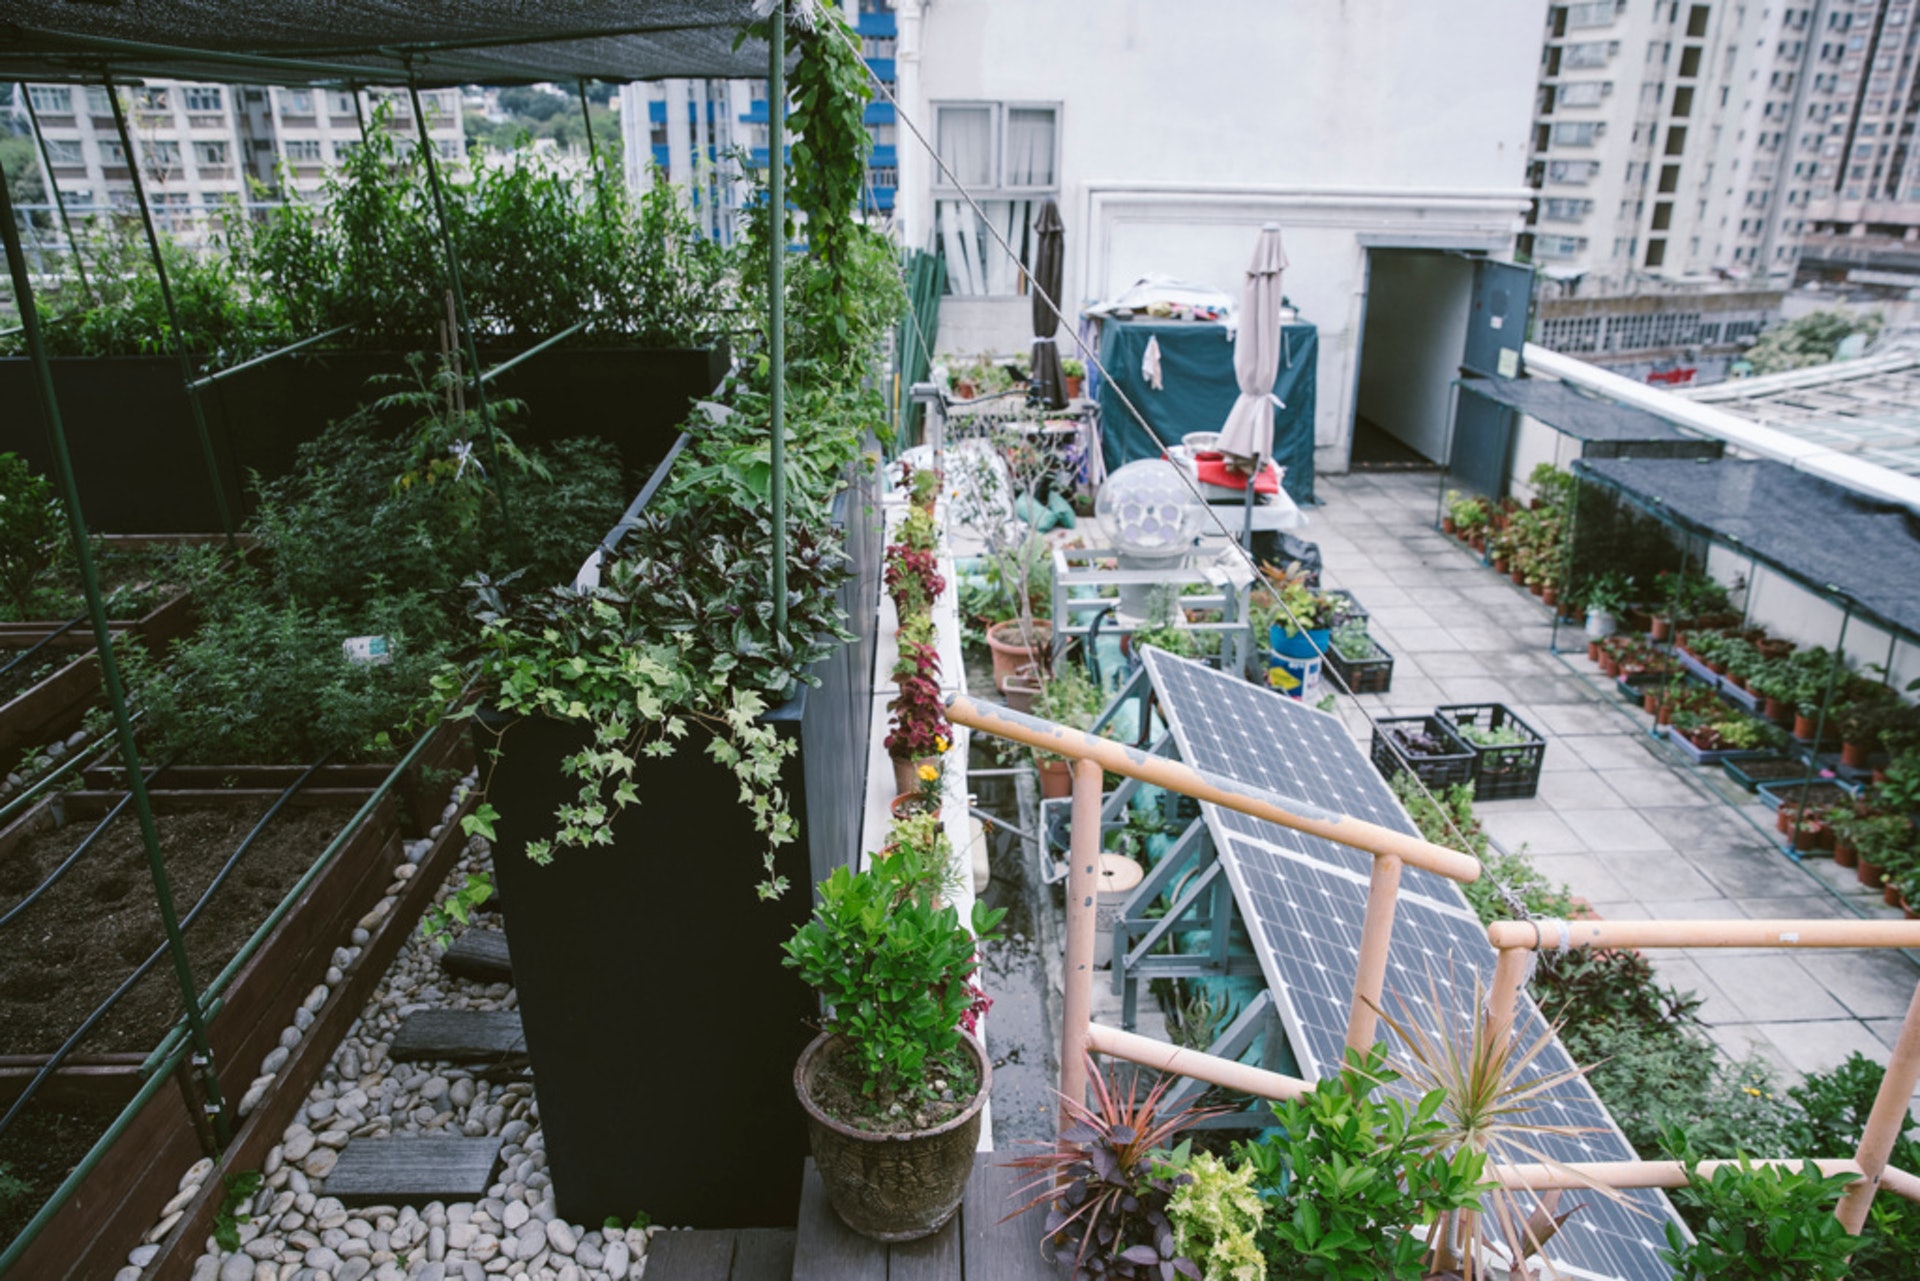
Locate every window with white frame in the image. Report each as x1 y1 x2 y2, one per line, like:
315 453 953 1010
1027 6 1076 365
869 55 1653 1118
1541 197 1595 221
1550 121 1603 146
100 140 127 166
183 86 224 113
284 139 323 162
1559 80 1608 107
1535 234 1589 258
331 92 359 117
193 141 229 166
135 87 170 113
280 88 315 115
1567 1 1618 28
1547 159 1600 183
1564 40 1614 68
26 85 71 114
85 86 112 116
45 139 83 165
145 140 182 170
932 101 1059 297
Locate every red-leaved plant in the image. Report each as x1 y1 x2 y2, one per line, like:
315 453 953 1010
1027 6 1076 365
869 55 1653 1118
885 544 946 617
887 639 951 760
1005 1054 1219 1280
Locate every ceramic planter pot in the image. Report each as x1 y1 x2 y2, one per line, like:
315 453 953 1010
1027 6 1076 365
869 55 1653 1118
1835 838 1858 869
1842 741 1873 770
986 619 1051 692
795 1031 989 1242
1586 611 1618 641
1037 754 1072 799
1858 856 1884 889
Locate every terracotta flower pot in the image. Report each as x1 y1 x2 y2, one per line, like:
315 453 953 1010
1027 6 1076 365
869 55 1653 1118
1064 374 1085 399
1542 586 1559 607
1650 616 1673 643
1442 517 1457 535
1510 569 1528 587
1885 881 1904 908
1470 534 1486 553
1036 754 1072 799
795 1032 989 1242
892 753 940 796
1588 640 1603 663
1858 856 1884 889
890 793 940 822
1657 703 1675 727
1835 838 1858 869
1793 712 1817 741
1763 696 1791 725
1841 741 1872 770
1792 820 1832 853
1643 692 1662 716
1597 654 1619 678
986 619 1052 692
1492 557 1509 574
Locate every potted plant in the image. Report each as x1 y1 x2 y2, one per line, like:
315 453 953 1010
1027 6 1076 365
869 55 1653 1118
887 635 952 793
1007 1055 1215 1278
1061 356 1087 399
1582 571 1633 642
884 542 945 621
1850 814 1911 890
784 858 1003 1241
1258 560 1335 660
890 757 945 821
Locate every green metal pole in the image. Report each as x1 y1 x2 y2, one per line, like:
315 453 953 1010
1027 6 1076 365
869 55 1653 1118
770 2 789 637
105 80 238 553
18 84 96 304
577 79 614 235
1791 601 1853 854
0 153 230 1148
406 76 513 539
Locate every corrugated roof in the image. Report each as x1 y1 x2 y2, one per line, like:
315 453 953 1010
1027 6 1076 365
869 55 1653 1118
1683 347 1920 479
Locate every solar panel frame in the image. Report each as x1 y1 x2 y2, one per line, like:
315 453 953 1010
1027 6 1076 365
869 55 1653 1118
1140 650 1683 1281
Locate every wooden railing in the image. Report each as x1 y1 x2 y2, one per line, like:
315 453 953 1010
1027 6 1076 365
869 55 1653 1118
943 693 1920 1236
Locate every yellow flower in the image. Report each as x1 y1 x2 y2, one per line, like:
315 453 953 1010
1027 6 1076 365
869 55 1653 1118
1744 1086 1762 1097
917 764 940 783
934 736 950 754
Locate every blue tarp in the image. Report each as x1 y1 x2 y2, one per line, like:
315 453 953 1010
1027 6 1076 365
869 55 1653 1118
1096 317 1317 504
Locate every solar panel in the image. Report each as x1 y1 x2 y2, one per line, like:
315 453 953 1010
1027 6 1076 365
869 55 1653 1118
1141 650 1680 1281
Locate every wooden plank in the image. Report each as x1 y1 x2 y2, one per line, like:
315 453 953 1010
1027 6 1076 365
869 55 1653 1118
645 1229 743 1281
322 1135 504 1206
390 1009 528 1068
961 1158 1055 1281
146 792 474 1281
441 929 512 983
0 1060 143 1109
730 1227 797 1280
791 1158 887 1281
888 1212 962 1281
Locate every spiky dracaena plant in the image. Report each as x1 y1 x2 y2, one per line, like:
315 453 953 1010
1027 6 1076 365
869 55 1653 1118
1369 967 1647 1280
1005 1055 1218 1280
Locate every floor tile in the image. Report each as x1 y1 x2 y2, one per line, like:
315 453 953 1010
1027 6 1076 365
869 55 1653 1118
1690 954 1850 1023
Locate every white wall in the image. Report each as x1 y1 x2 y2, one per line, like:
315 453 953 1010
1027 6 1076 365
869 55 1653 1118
903 0 1543 471
1699 547 1920 695
1355 252 1475 461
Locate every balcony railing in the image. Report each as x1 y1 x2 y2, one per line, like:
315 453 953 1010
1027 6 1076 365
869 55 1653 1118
943 694 1920 1242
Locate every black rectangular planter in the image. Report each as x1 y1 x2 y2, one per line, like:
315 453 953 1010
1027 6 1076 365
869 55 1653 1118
1437 703 1547 801
1327 635 1394 695
1369 715 1475 791
0 345 727 531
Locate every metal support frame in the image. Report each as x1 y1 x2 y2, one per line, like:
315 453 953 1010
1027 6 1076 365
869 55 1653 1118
186 322 355 391
104 78 237 551
576 79 614 233
0 151 230 1147
1161 989 1286 1125
405 74 513 538
768 3 789 637
1787 600 1853 852
1050 543 1254 677
18 81 95 303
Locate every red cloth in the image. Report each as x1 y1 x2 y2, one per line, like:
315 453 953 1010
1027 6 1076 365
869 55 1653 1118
1194 454 1279 495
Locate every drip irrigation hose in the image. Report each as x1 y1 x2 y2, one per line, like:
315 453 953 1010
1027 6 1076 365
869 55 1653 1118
0 752 330 1145
0 758 171 932
0 614 85 681
0 711 146 832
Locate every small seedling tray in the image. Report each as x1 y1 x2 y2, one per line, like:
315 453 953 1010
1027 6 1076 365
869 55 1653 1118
1327 634 1394 695
1437 703 1546 801
1369 715 1475 791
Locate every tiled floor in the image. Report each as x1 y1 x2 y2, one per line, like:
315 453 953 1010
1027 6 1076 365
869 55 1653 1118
1313 470 1920 1097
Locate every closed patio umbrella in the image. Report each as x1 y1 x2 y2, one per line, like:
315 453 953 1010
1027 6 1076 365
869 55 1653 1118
1216 223 1288 467
1029 199 1066 410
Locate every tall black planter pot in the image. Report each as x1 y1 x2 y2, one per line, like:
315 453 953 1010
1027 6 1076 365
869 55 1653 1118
483 701 818 1228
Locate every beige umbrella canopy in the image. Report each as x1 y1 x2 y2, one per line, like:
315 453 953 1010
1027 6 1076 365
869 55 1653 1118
1216 223 1288 467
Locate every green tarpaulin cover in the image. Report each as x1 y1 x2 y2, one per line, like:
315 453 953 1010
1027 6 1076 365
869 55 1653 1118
1096 317 1316 504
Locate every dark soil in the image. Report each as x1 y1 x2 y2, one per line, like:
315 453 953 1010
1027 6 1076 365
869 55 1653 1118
0 647 76 708
0 1098 123 1253
0 803 347 1056
1734 757 1814 783
806 1036 981 1135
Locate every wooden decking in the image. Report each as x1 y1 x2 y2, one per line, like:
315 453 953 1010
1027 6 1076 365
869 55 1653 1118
645 1156 1055 1280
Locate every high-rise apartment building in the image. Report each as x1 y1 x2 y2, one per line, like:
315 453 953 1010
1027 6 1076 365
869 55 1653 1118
18 80 462 241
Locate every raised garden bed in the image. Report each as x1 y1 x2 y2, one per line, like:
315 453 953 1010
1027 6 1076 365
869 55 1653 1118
1722 753 1809 792
0 768 472 1277
1369 716 1475 791
1756 778 1857 813
1672 646 1719 689
1718 679 1762 715
1437 703 1546 800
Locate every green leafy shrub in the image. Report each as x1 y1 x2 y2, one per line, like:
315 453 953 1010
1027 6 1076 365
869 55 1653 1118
1165 1151 1265 1281
1660 1157 1857 1279
0 452 70 619
1232 1045 1491 1280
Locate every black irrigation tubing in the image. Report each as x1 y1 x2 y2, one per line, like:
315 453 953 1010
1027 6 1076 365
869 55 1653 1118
0 757 171 933
0 750 331 1145
0 614 86 681
0 713 145 833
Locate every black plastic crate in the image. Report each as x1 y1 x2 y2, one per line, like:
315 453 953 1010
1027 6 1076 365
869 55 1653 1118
1437 703 1546 800
1369 715 1476 791
1327 632 1394 694
1322 589 1369 630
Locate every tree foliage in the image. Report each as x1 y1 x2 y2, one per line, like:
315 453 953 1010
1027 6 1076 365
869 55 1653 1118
1744 308 1883 375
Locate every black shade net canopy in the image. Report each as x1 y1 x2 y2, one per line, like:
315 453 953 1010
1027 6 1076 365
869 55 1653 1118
1576 454 1920 641
1461 373 1700 444
0 0 778 88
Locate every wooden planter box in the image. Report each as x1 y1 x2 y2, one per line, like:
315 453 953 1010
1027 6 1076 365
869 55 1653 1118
0 771 473 1278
